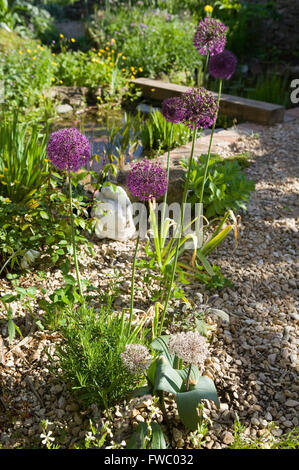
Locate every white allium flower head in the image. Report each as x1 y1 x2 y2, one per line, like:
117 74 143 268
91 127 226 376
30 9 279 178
121 344 152 374
168 331 209 365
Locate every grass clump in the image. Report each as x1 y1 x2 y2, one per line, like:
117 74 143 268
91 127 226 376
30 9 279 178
56 300 142 411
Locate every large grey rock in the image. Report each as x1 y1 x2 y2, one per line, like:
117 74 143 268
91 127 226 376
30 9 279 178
56 103 73 114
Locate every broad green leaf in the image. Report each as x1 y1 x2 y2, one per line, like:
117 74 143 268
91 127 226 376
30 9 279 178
151 336 176 367
8 317 16 343
151 423 167 449
132 385 153 398
176 365 201 391
206 307 229 324
154 357 183 394
176 377 220 431
197 252 214 276
127 422 148 449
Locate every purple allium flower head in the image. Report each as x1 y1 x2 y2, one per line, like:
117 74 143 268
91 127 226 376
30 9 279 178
47 128 91 172
181 87 218 130
194 17 227 56
127 159 167 201
209 49 237 80
162 97 186 124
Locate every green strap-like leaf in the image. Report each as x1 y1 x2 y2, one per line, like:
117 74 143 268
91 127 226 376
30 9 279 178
176 376 220 431
151 336 176 367
176 365 201 391
154 357 183 395
151 423 167 449
127 422 148 449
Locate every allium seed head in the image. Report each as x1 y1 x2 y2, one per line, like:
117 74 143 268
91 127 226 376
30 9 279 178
209 49 237 80
162 97 186 124
181 87 218 130
168 331 209 365
121 344 152 375
194 17 227 56
47 128 91 172
127 159 168 201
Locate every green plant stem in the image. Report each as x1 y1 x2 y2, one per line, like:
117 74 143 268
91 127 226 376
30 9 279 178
68 172 83 297
158 125 197 336
128 234 140 335
203 51 210 88
185 364 192 391
160 123 174 247
199 79 222 205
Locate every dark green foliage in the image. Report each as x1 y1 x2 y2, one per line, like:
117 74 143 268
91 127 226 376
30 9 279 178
182 154 255 218
247 73 290 107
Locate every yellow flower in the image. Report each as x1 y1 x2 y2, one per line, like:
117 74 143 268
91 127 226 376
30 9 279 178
59 80 63 84
32 56 36 60
27 49 31 53
60 33 64 38
130 75 135 80
52 53 56 57
44 158 49 163
109 62 113 66
151 88 155 92
51 77 55 82
18 50 23 54
122 68 126 72
71 38 76 43
130 66 135 71
139 67 143 72
111 49 115 53
122 56 126 60
52 62 57 66
105 46 109 51
111 38 115 43
0 174 4 178
204 5 213 13
1 181 7 185
117 52 122 57
4 198 11 203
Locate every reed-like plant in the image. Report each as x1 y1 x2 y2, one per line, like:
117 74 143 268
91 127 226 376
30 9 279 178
0 113 49 204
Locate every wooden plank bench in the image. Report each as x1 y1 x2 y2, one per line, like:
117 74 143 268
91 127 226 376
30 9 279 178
131 77 285 126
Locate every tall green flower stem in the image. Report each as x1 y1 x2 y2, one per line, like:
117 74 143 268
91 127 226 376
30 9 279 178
202 51 210 88
160 123 174 247
199 79 223 205
158 125 197 336
68 172 83 297
128 234 140 335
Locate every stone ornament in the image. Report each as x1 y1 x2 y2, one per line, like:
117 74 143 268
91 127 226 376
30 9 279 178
92 185 136 241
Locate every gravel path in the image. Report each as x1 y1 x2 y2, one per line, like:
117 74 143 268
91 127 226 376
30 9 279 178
0 119 298 449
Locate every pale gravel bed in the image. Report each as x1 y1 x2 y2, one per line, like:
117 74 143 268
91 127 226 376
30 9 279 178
0 120 298 449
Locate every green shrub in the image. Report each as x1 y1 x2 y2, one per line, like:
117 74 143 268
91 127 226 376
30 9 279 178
0 41 55 113
55 302 143 410
88 7 202 82
181 154 255 218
